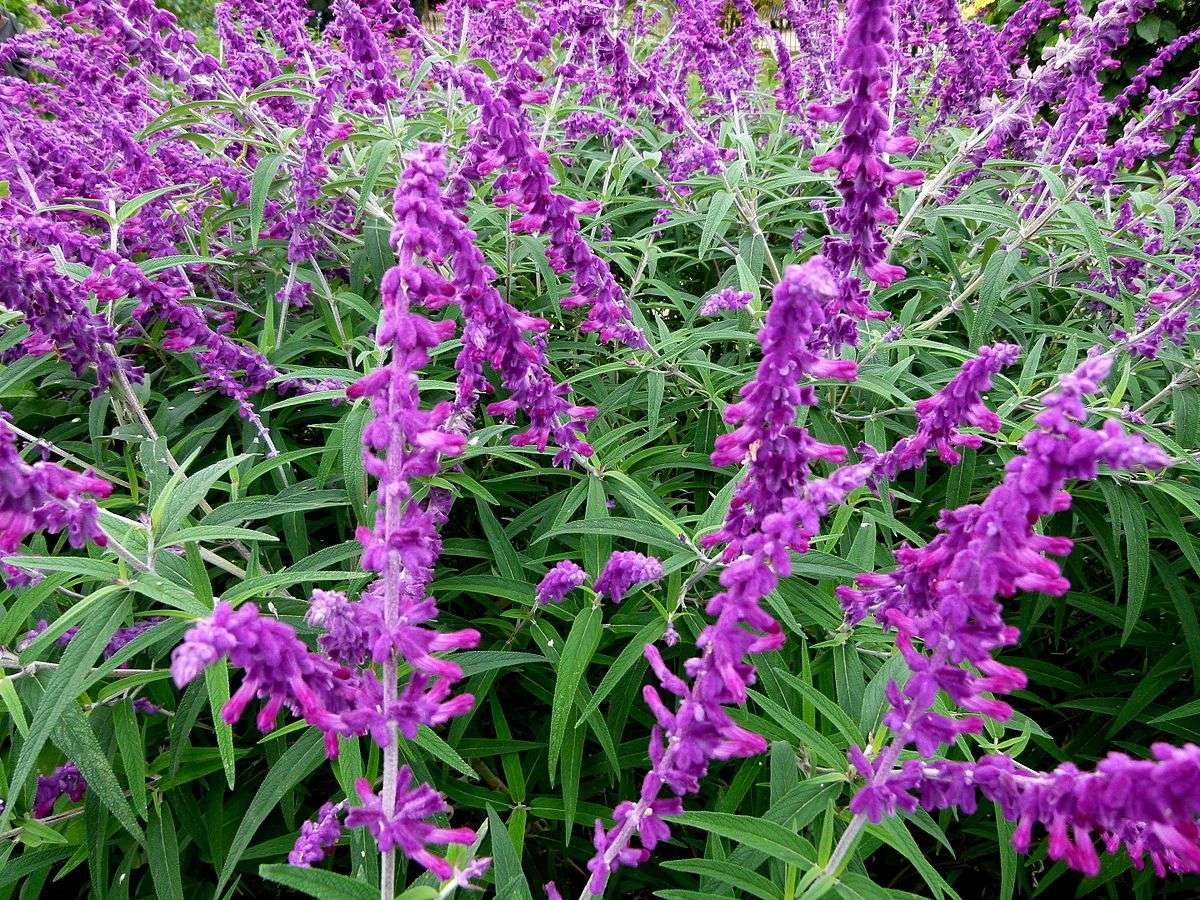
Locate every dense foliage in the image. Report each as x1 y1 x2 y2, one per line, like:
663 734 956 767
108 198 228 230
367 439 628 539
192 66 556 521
2 1 1200 899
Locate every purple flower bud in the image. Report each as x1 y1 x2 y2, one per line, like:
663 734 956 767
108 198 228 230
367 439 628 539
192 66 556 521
33 762 86 818
700 288 753 317
289 801 346 867
593 551 663 604
536 560 588 605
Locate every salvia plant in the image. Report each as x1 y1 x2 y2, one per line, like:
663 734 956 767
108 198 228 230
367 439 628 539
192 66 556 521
1 0 1200 897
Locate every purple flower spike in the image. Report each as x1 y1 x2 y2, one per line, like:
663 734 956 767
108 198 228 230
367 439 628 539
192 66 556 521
868 343 1021 477
344 770 477 880
884 745 1200 878
536 560 588 605
810 0 921 286
705 257 853 560
700 288 753 316
836 352 1171 873
592 551 663 604
449 70 645 349
289 801 346 867
1 409 111 560
384 144 597 466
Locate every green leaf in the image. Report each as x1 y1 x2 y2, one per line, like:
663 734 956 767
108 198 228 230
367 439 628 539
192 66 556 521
215 729 327 897
476 497 523 580
356 140 395 223
116 184 187 223
777 670 862 746
1101 482 1150 643
342 401 370 525
454 650 547 678
548 604 602 783
487 805 533 900
413 725 476 779
249 154 286 249
0 674 28 737
866 817 959 900
539 517 690 556
152 455 248 540
259 864 377 900
137 254 235 276
576 618 665 724
669 811 815 868
661 858 784 900
147 804 185 900
1 599 129 833
54 702 144 844
113 700 148 819
699 190 735 258
996 804 1017 900
206 660 237 789
1065 201 1110 278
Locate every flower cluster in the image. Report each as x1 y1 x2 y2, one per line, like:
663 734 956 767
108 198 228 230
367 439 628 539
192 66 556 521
703 258 854 559
810 0 922 286
7 1 1200 897
586 258 855 893
0 410 111 584
592 551 663 604
390 144 597 466
171 601 370 755
450 68 645 348
536 560 588 605
289 801 346 867
870 745 1200 878
836 352 1172 873
699 287 753 317
864 343 1021 478
345 770 482 880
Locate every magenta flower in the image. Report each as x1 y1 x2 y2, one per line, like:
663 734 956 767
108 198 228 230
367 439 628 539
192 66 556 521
810 0 922 285
450 69 645 349
700 288 753 316
536 560 588 605
344 771 478 879
387 144 597 466
592 551 663 603
289 801 346 867
836 352 1171 870
0 410 111 568
704 257 854 560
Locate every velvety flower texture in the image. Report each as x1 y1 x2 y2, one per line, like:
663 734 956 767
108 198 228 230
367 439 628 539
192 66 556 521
836 352 1172 874
585 258 855 895
289 801 345 867
33 762 86 818
699 287 753 316
879 744 1200 878
170 601 370 756
0 410 111 578
391 144 597 466
450 68 645 348
344 771 482 880
536 560 588 605
340 143 485 884
585 323 1031 895
757 343 1023 571
703 258 855 560
592 551 663 604
810 0 922 286
863 343 1021 479
0 238 126 390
